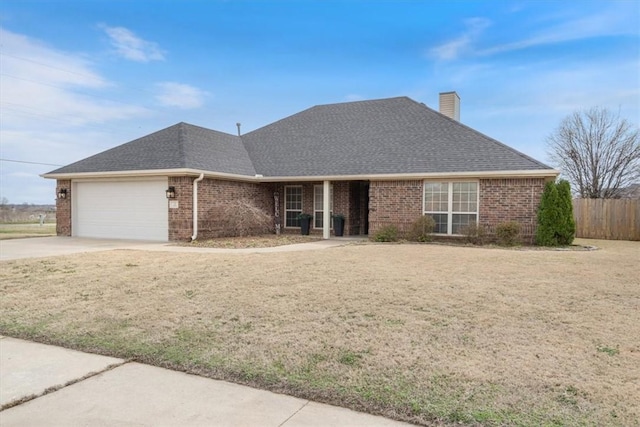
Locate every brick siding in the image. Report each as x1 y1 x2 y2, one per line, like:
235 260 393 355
55 179 71 236
368 178 548 240
169 177 274 241
168 176 195 241
368 180 423 235
479 178 547 240
197 179 274 239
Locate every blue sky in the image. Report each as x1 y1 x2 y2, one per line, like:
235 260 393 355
1 0 638 204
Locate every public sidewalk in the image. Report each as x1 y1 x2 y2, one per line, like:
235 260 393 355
0 337 412 426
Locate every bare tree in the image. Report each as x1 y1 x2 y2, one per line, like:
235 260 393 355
547 107 639 198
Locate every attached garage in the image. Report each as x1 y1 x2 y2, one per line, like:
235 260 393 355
73 179 168 241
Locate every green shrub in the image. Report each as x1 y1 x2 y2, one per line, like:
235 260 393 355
536 180 575 246
461 222 487 245
373 225 399 242
408 215 435 242
536 181 561 246
495 221 521 246
556 180 576 245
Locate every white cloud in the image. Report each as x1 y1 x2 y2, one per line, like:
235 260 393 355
0 27 150 126
155 82 208 109
0 27 152 204
430 4 637 62
429 18 491 61
100 25 165 62
479 8 637 56
0 28 106 88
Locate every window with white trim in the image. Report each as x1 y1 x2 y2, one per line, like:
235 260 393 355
424 181 478 234
285 186 302 227
313 185 333 229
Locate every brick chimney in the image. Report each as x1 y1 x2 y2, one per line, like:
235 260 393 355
439 91 460 121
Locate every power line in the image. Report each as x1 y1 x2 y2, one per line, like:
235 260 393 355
0 51 157 96
0 73 191 134
0 158 63 167
0 51 222 132
0 103 137 136
0 51 223 140
0 51 102 81
0 72 146 106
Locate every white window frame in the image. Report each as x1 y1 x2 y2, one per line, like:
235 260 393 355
284 185 303 228
423 180 479 235
313 184 333 229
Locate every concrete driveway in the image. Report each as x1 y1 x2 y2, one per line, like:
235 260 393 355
0 236 363 261
0 236 164 261
0 337 411 426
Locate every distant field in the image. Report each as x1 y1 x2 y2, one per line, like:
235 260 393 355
0 223 56 240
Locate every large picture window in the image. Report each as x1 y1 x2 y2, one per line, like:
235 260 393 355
313 185 333 229
424 181 478 234
285 186 302 227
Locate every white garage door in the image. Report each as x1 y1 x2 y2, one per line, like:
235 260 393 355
74 179 168 241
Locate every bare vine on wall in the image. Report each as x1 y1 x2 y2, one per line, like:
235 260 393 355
274 191 280 235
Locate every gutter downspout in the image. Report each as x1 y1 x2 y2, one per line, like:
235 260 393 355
191 173 204 241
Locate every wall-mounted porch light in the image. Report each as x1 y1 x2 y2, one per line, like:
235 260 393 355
166 186 176 199
57 188 68 200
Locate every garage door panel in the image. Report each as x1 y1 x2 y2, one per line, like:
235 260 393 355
74 180 168 241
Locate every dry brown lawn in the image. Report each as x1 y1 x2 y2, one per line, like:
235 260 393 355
178 234 322 248
1 239 638 426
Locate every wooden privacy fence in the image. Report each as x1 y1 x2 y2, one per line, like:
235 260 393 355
572 199 640 241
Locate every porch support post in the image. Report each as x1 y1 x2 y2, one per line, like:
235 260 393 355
323 180 330 239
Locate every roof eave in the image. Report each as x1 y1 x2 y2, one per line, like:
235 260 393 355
258 169 560 182
42 168 559 182
40 168 259 182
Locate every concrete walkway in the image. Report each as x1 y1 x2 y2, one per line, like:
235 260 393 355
0 236 366 261
0 337 412 426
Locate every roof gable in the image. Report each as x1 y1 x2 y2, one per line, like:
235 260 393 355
47 123 255 176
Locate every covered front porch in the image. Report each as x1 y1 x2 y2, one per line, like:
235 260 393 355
272 180 369 239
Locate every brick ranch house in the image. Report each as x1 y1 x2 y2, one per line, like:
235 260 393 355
43 93 558 242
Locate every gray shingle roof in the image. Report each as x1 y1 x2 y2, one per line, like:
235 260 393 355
242 96 551 176
47 97 552 178
47 123 255 176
